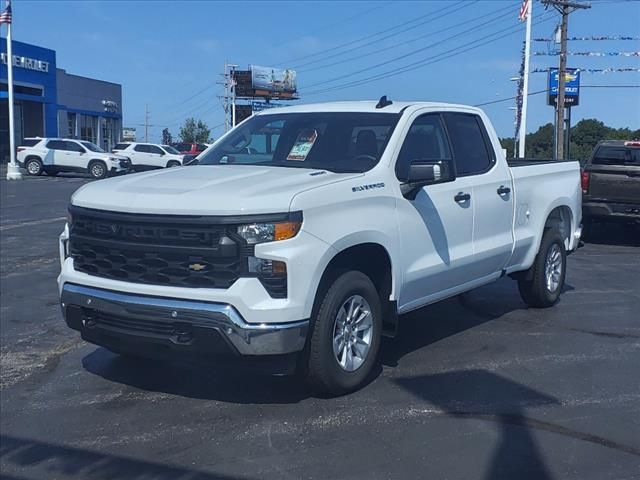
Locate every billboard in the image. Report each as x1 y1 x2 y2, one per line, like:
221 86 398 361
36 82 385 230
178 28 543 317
251 65 297 94
548 68 580 107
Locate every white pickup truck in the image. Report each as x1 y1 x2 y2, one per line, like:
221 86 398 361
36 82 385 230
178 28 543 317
58 99 582 394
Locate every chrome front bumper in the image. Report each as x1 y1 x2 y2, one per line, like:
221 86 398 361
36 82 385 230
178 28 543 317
60 283 309 356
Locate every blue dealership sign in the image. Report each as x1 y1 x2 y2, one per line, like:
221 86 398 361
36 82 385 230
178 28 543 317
548 68 580 106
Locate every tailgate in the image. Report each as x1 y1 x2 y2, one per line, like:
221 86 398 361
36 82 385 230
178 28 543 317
587 146 640 204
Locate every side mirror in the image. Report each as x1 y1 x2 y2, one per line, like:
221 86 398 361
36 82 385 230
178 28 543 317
400 159 455 200
160 152 166 156
407 163 441 183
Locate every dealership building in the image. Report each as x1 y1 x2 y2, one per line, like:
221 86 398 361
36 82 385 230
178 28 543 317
1 39 122 162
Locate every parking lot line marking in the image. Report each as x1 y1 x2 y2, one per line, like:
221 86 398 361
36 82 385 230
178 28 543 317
0 216 67 231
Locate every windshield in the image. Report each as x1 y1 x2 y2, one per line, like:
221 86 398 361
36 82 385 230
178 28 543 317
197 112 401 173
162 145 181 154
81 142 105 153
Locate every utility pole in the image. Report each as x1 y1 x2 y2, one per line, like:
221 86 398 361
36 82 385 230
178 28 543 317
542 0 590 160
144 104 149 142
218 62 238 132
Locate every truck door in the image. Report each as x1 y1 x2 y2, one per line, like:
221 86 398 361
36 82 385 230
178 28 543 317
443 112 514 279
395 113 475 310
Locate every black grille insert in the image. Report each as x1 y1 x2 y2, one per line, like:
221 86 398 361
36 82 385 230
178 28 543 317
69 207 246 289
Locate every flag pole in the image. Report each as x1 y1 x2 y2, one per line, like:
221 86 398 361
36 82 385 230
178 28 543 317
5 0 21 180
518 0 533 158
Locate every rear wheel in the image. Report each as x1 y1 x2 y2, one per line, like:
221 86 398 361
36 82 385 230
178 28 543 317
88 160 108 179
306 271 382 395
25 158 43 176
518 230 567 308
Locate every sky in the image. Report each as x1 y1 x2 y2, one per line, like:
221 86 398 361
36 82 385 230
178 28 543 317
7 0 640 142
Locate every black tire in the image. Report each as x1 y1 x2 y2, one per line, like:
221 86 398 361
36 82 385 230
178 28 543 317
306 271 382 395
166 160 181 168
518 230 567 308
88 160 108 179
25 157 43 176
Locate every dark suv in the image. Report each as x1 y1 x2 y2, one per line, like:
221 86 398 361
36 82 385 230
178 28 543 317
582 140 640 232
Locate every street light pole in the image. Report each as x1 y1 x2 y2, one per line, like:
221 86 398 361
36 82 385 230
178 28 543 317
5 0 22 180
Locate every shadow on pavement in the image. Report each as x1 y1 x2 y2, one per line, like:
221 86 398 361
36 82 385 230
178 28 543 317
395 369 640 480
583 222 640 247
0 434 247 480
381 279 528 367
81 348 313 404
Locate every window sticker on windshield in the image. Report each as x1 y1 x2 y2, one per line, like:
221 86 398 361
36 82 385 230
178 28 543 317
287 129 318 161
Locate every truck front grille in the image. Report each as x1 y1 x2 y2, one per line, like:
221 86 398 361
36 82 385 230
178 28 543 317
69 206 246 289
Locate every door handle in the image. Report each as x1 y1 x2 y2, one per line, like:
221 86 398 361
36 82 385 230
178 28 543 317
454 192 471 203
497 185 511 196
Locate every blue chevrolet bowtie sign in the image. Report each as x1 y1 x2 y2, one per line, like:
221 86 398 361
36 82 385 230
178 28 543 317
548 68 581 107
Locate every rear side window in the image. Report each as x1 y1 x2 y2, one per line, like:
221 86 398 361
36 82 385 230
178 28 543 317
396 114 452 181
593 147 634 165
197 144 208 151
21 139 40 147
113 143 130 151
134 144 149 153
65 141 85 153
46 140 66 150
148 145 164 155
443 113 495 176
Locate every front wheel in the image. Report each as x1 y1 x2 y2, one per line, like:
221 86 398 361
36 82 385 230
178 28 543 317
88 160 108 179
518 230 567 308
306 271 382 395
166 160 181 168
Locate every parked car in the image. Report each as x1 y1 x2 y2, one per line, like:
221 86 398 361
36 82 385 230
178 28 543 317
581 140 640 235
173 142 208 156
59 100 582 394
17 138 131 179
112 142 185 171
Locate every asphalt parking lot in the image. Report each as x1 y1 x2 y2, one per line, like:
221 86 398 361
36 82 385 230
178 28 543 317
1 172 639 480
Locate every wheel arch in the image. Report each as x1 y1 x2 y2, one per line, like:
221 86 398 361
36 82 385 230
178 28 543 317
310 241 397 335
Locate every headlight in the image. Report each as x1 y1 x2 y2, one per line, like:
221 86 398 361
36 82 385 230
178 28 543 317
237 220 301 244
109 157 120 162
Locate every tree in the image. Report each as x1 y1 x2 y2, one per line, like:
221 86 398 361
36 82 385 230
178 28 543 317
179 118 211 144
162 128 173 145
500 119 638 162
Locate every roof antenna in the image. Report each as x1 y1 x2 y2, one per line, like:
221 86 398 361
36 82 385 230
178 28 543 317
376 95 393 109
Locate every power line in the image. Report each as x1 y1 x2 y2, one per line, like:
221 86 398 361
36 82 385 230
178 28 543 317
300 1 512 75
295 1 471 70
302 6 524 93
279 1 467 67
474 84 640 107
304 13 556 97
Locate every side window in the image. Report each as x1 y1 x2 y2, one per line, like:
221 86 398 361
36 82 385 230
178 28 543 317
65 141 84 153
396 114 451 181
134 144 148 153
46 140 66 150
197 144 207 151
113 143 129 151
443 113 494 176
148 145 164 155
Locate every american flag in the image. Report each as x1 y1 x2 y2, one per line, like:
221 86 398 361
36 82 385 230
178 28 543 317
0 0 11 24
519 0 530 22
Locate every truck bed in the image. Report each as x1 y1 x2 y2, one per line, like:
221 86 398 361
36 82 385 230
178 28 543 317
507 158 578 168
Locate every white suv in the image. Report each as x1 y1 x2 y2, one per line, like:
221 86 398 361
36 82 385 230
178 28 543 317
17 138 131 179
112 142 184 171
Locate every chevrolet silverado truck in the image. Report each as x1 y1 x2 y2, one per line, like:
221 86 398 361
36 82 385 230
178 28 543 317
59 99 582 394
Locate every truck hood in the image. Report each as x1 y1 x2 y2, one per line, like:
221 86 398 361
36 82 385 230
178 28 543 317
71 165 360 215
